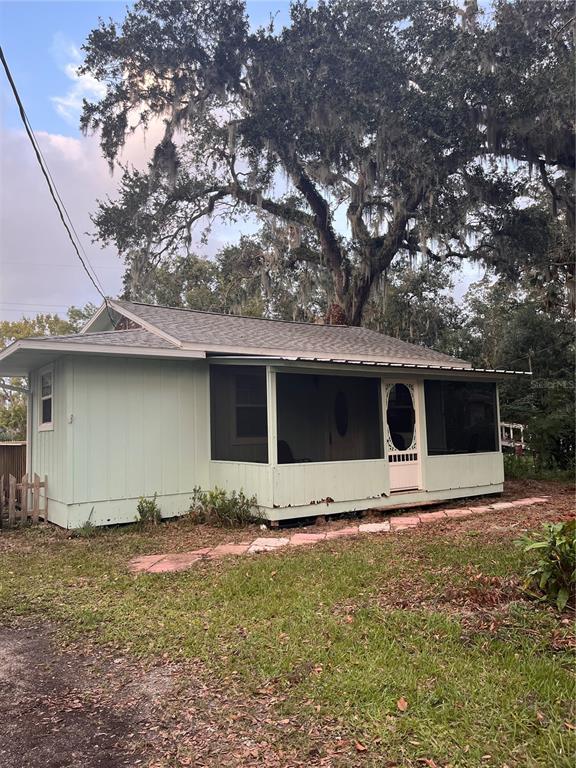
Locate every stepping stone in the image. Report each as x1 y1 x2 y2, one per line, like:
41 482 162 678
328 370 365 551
489 502 517 510
248 537 290 554
187 547 214 558
128 554 167 573
290 532 327 546
210 543 250 558
522 497 549 504
358 522 390 533
325 526 359 539
467 505 492 513
146 552 204 573
390 516 420 530
444 508 474 518
419 510 448 522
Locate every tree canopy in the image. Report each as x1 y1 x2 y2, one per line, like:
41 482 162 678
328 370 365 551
0 306 96 440
81 0 575 324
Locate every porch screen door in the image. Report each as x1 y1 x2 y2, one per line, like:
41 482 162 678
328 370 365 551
385 383 419 491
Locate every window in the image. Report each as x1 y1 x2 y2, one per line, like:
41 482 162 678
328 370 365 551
235 374 268 439
424 380 498 455
210 366 268 463
276 373 382 463
39 368 53 430
386 383 415 451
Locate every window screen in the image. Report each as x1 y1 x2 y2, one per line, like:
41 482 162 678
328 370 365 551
210 366 268 463
276 373 382 463
424 380 498 455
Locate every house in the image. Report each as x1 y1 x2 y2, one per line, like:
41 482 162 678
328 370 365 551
0 300 529 528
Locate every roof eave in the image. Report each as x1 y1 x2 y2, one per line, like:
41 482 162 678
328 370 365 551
0 339 205 377
207 354 530 378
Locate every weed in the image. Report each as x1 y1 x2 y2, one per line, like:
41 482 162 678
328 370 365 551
71 507 100 538
190 486 263 527
136 493 162 525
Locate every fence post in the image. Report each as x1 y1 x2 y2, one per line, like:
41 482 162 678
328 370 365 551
8 475 16 527
21 473 29 523
43 475 48 521
32 473 40 525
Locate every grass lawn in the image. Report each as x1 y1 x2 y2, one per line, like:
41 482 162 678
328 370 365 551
0 486 574 767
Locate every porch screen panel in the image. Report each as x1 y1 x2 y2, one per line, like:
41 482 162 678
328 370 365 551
276 373 382 463
424 380 498 455
210 366 268 463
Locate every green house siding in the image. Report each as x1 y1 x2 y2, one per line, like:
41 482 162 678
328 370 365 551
29 356 504 528
30 359 71 525
31 355 209 528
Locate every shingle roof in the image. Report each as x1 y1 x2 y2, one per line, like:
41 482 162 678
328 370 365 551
30 328 177 349
112 300 471 367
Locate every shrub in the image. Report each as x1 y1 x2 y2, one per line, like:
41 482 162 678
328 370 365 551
503 454 574 482
136 493 162 525
190 486 263 527
517 520 576 611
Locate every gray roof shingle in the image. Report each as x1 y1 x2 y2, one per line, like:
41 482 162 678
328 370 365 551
31 328 177 349
113 300 471 367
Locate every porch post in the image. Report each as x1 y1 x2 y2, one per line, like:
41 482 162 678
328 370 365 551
25 375 32 477
266 366 278 466
495 383 502 452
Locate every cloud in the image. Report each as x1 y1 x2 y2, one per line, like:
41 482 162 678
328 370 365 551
0 124 257 320
50 35 106 125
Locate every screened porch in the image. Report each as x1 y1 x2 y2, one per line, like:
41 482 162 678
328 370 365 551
207 362 501 517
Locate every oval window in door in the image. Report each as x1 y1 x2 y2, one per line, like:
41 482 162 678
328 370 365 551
387 384 415 451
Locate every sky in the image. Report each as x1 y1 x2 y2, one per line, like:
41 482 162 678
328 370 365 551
0 0 483 323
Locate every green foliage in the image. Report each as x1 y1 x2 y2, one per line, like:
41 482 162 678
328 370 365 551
71 521 100 539
461 277 575 471
80 0 574 324
503 454 574 482
517 521 576 611
190 486 263 527
126 223 328 323
363 256 465 356
0 304 97 440
136 493 162 525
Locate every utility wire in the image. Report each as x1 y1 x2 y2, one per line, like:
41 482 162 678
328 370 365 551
0 45 113 320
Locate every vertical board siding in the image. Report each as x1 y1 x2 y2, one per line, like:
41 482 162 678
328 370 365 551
209 461 273 508
425 452 504 491
272 459 389 509
30 359 70 505
69 356 209 505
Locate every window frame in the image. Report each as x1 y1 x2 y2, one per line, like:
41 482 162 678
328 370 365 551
231 371 268 445
423 379 499 456
38 365 54 432
275 371 384 464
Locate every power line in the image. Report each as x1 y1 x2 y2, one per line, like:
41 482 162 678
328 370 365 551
0 45 113 320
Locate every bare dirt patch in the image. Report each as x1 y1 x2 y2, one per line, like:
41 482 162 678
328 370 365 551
0 622 155 767
0 621 370 768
